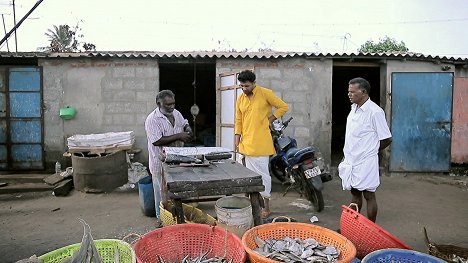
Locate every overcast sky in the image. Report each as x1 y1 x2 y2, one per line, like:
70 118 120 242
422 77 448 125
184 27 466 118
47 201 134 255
0 0 467 58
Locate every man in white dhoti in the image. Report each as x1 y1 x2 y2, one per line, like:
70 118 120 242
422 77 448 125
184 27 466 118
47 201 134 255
339 77 392 222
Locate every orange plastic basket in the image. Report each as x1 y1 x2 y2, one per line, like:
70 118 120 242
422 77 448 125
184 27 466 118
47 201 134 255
133 224 246 263
340 204 412 259
242 222 357 263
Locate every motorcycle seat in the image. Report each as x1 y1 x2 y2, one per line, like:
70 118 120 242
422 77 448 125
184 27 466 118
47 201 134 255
285 146 316 159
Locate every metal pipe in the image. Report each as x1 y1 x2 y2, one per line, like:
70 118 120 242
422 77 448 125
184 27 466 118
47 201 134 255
1 14 9 52
0 0 44 49
13 0 17 52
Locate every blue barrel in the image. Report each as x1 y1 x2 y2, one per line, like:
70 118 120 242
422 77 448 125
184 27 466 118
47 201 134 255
138 175 156 217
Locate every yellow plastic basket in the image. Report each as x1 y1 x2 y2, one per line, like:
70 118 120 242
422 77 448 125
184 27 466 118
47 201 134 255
160 201 216 226
38 239 136 263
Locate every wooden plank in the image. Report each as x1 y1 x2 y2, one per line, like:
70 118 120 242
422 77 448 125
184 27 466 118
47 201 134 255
164 162 263 192
44 173 71 185
173 199 185 224
0 174 46 183
167 176 263 192
53 179 73 196
249 192 263 226
0 183 54 194
168 185 265 199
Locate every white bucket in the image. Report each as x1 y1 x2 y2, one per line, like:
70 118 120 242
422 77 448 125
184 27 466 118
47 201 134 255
215 196 253 237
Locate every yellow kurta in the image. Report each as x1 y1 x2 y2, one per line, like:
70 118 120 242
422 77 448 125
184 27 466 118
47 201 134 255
235 85 289 156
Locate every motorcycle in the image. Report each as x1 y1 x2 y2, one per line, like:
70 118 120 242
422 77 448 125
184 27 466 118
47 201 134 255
269 117 332 212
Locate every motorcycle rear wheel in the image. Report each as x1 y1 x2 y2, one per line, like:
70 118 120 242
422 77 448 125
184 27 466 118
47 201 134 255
303 176 325 212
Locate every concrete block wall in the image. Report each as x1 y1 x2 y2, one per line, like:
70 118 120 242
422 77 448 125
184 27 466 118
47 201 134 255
216 58 333 164
40 58 159 168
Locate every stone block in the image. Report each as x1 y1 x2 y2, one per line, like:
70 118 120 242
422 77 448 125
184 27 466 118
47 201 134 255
294 127 310 137
257 68 282 79
102 78 123 90
112 114 136 125
284 91 307 102
113 90 136 101
113 67 135 78
136 67 159 78
123 79 145 90
137 91 157 102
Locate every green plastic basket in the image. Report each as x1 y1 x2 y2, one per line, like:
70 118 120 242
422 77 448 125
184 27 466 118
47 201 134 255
38 239 136 263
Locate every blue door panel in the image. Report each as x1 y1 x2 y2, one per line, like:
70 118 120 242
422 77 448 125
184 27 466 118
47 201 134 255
0 145 6 160
10 92 41 117
9 69 41 91
0 67 43 170
10 120 42 143
0 120 6 143
0 93 5 117
11 144 43 161
390 73 453 172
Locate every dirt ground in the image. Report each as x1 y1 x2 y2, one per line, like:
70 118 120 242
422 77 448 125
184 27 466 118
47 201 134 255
1 170 467 263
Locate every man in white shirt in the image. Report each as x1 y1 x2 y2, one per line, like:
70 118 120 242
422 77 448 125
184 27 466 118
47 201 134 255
338 77 392 222
145 90 192 223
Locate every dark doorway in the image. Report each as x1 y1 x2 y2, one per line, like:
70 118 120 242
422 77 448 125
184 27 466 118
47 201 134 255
331 66 380 165
159 61 216 146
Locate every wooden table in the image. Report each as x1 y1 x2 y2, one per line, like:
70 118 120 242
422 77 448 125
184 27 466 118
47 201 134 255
162 161 265 226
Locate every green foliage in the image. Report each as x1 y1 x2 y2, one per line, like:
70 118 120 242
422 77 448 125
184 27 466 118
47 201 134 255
358 36 409 53
39 22 96 52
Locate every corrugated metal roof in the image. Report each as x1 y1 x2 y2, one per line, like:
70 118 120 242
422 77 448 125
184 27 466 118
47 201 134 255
1 51 467 63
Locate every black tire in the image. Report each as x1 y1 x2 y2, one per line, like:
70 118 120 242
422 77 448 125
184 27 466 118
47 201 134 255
269 160 288 183
302 175 325 212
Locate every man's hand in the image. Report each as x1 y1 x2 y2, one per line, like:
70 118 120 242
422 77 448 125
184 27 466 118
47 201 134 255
268 115 276 131
178 131 192 142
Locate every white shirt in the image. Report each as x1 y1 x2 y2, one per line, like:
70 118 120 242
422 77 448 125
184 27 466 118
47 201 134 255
339 99 392 191
145 108 188 177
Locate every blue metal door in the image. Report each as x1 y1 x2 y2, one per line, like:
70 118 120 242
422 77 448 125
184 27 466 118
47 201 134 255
390 72 453 172
0 67 43 170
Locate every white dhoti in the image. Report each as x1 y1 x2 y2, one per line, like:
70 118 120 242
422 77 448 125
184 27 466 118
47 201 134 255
338 155 380 192
238 154 271 198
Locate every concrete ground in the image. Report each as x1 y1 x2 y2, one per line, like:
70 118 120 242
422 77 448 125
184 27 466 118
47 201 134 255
1 170 467 263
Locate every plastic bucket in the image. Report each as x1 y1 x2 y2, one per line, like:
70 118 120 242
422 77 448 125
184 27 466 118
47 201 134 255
215 196 253 237
138 176 155 217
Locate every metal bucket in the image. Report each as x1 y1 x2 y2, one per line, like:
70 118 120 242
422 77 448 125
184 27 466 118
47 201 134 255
215 196 253 237
72 150 128 193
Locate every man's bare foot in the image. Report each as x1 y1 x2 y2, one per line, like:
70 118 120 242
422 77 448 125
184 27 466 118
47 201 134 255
261 209 271 219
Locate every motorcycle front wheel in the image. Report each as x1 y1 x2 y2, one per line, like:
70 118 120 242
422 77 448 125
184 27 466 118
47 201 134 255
303 175 325 212
269 160 288 183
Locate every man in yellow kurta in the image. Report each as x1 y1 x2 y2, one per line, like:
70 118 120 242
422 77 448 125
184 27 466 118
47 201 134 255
234 70 289 218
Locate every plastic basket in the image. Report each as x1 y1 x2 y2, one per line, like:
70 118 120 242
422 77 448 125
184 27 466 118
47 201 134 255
133 223 246 263
159 201 216 226
38 239 136 263
242 222 357 263
361 248 446 263
340 204 411 259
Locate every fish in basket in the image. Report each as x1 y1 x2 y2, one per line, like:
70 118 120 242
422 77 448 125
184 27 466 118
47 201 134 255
423 227 468 263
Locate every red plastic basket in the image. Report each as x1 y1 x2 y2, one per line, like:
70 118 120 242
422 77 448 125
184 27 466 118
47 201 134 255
133 224 246 263
340 204 412 259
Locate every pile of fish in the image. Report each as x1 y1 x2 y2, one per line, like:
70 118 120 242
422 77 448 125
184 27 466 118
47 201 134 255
157 250 231 263
61 219 105 263
253 236 340 263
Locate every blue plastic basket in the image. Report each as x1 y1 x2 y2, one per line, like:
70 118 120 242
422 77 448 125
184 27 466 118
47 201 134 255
361 248 446 263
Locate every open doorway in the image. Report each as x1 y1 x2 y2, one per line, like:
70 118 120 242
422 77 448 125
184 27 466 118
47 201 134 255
331 65 380 165
159 61 216 146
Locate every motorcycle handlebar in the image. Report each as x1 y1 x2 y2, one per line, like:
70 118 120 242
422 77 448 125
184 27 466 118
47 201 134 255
283 117 293 127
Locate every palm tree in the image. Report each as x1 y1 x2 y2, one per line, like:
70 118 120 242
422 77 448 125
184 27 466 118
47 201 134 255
44 25 77 52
